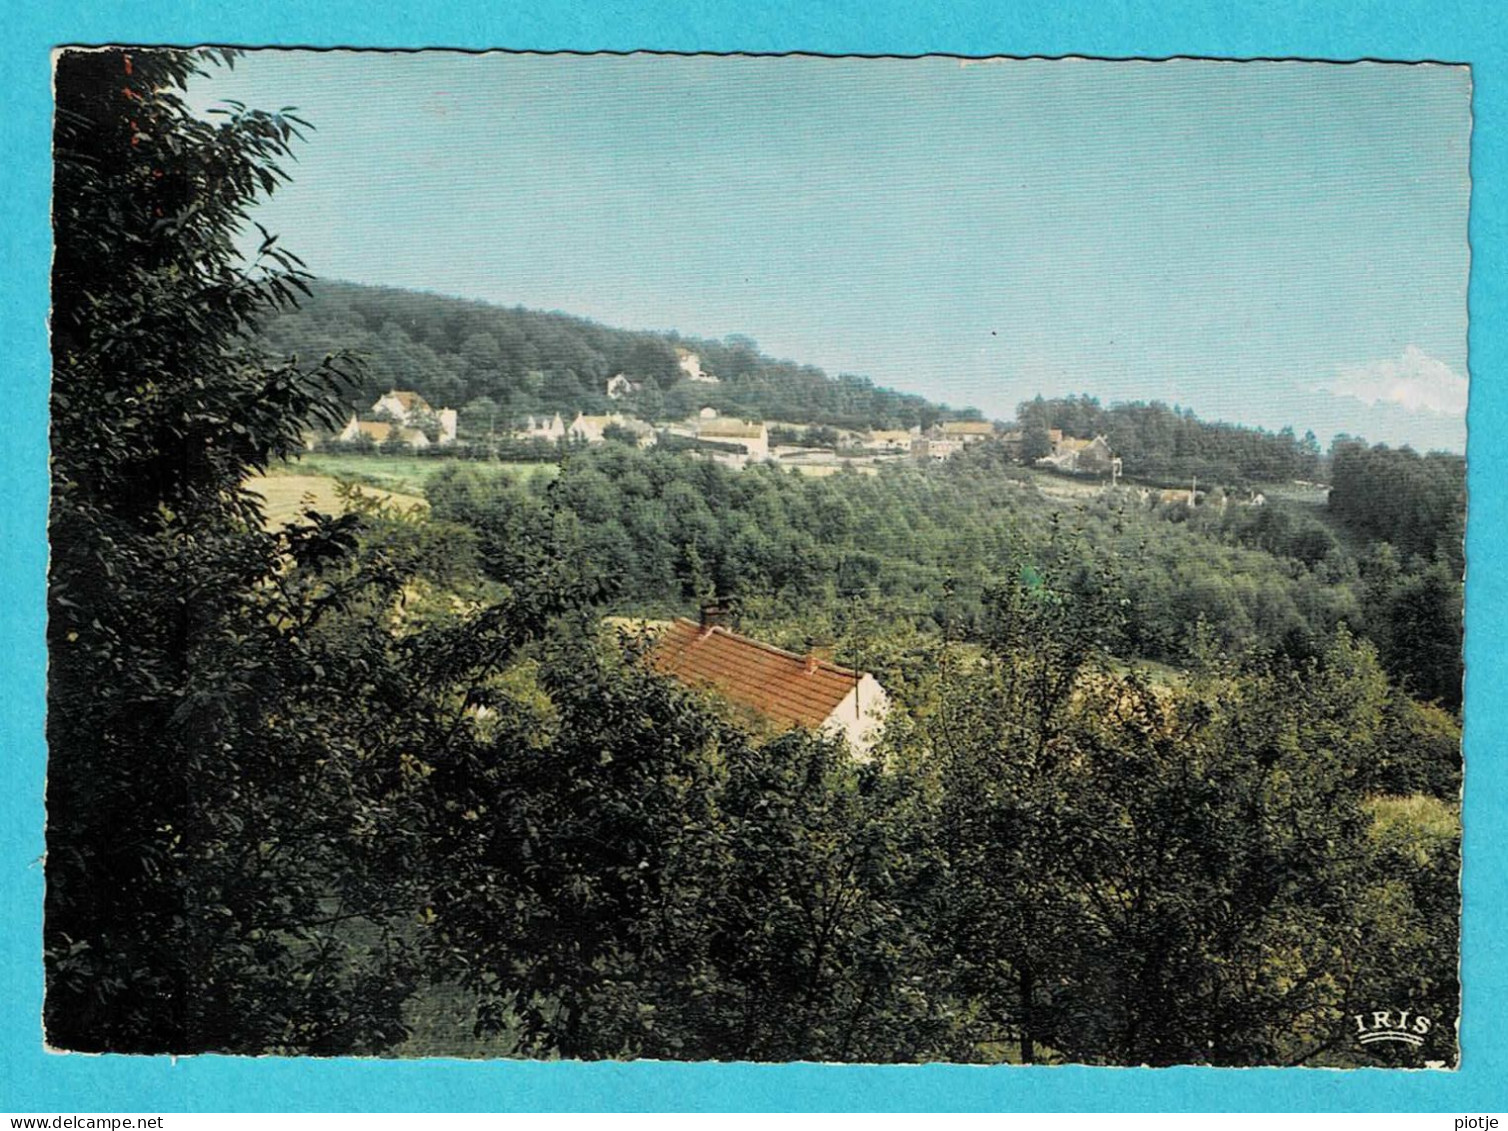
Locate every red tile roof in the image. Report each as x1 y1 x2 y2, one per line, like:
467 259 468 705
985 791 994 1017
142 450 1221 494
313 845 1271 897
651 618 861 730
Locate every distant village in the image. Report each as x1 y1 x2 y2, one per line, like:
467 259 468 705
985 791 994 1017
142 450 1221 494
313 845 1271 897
320 347 1150 481
315 348 1286 523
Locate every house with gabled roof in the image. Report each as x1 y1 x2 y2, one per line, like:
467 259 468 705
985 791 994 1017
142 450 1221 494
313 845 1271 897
568 413 615 444
676 347 719 384
366 389 457 444
940 420 996 443
606 374 642 399
863 429 914 453
912 436 962 461
569 412 657 448
650 610 889 759
1036 432 1121 480
372 389 433 423
1075 434 1119 476
520 413 567 442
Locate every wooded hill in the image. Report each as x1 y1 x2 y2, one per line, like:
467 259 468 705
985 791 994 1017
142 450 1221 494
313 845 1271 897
256 279 983 432
1017 393 1326 486
264 285 1455 498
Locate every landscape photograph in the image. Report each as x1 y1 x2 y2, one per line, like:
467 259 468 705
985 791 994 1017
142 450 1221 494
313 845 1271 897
46 47 1468 1067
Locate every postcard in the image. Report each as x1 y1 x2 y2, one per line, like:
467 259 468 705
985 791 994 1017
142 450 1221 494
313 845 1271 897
26 37 1488 1108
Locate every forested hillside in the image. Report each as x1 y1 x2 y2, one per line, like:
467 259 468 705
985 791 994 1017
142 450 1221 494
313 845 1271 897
258 279 980 431
1326 439 1466 706
425 436 1463 716
1018 393 1326 485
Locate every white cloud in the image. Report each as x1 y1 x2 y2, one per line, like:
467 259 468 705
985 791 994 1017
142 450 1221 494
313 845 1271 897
1325 346 1469 417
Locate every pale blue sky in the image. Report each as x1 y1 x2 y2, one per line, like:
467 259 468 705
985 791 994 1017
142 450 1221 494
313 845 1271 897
193 52 1471 450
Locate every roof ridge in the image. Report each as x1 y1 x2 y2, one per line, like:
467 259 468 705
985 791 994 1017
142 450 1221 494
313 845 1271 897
668 617 861 679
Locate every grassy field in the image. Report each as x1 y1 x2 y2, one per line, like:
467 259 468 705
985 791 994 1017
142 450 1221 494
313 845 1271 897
269 453 560 497
245 474 428 528
1259 481 1332 506
779 462 879 477
1022 468 1114 502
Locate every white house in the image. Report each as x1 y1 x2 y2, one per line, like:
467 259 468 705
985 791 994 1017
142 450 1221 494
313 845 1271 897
370 389 457 444
912 436 962 461
650 612 890 760
940 420 995 444
606 374 642 400
862 429 914 453
569 412 657 448
569 413 614 444
519 413 567 442
371 389 433 424
339 415 430 450
676 347 719 384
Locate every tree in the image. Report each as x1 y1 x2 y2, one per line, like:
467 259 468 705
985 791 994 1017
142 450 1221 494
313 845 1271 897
1021 422 1052 462
46 47 429 1053
458 394 501 439
924 550 1437 1066
420 626 959 1061
601 421 641 446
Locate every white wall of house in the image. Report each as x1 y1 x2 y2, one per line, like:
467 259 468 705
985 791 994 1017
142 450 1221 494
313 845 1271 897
916 437 962 460
372 393 405 422
678 351 718 383
863 431 912 453
821 673 890 761
606 374 640 399
568 414 605 444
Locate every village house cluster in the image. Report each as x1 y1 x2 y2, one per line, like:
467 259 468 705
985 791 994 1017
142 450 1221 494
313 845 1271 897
1024 429 1123 480
336 389 459 450
325 350 1128 480
328 381 1136 485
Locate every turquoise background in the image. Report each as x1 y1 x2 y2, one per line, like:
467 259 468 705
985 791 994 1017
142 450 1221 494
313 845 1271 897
2 0 1504 1112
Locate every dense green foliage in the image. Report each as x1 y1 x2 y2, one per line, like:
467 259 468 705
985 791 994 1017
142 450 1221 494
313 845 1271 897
48 46 381 1051
425 440 1462 728
259 279 980 431
47 46 555 1054
923 573 1455 1066
1329 440 1465 565
48 50 1462 1067
1328 441 1466 708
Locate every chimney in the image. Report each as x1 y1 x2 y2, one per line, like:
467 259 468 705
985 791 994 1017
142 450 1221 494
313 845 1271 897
699 601 733 632
804 635 835 672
